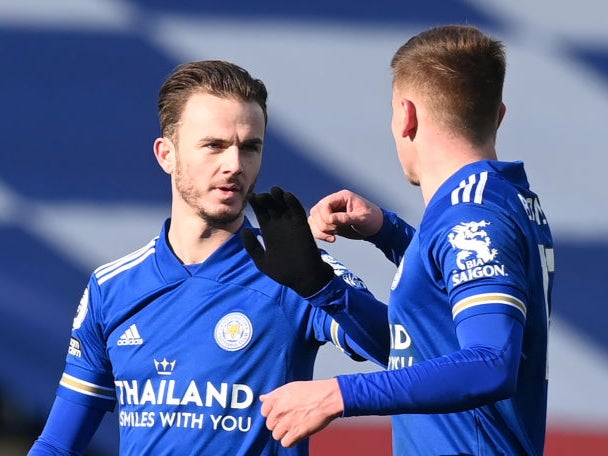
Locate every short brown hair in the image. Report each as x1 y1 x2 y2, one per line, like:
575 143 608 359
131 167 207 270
158 60 268 140
391 25 506 145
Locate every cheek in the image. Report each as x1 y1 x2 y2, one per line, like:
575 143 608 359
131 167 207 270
396 147 411 172
244 154 263 175
176 157 206 185
391 115 398 138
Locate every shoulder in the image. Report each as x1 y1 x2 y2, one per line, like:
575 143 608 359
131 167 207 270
424 163 531 233
442 168 521 212
420 167 533 259
91 236 159 288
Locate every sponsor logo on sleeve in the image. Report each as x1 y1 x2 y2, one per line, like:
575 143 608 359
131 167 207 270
68 337 82 358
321 252 368 290
448 220 506 286
72 287 89 330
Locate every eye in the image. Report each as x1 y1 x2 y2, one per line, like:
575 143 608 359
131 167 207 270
241 142 262 153
206 141 222 150
202 140 228 153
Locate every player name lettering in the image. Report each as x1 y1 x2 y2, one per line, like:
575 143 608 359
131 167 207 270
115 379 254 409
518 194 547 225
451 264 506 286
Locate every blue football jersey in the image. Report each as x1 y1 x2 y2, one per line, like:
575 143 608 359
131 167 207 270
388 161 553 455
329 160 554 456
57 218 384 455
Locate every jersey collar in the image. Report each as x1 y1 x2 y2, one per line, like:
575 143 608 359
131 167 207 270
154 217 253 282
430 160 529 207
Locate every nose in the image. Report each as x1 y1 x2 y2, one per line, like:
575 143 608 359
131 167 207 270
222 145 243 174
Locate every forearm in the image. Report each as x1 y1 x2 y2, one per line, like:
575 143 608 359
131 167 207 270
337 314 523 416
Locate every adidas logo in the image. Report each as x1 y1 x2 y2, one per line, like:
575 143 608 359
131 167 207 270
117 324 144 346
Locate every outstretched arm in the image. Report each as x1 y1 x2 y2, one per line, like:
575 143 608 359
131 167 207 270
260 311 523 448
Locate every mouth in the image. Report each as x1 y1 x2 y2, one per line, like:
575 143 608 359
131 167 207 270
215 183 242 197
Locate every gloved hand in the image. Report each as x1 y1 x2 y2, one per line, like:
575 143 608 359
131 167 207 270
241 187 335 297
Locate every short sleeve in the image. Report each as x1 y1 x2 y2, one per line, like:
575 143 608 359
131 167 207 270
57 277 116 411
429 204 528 326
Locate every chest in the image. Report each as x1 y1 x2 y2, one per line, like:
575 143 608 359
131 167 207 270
105 277 294 385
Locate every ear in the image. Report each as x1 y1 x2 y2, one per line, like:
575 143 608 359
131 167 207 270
154 137 176 174
497 102 506 129
398 98 418 140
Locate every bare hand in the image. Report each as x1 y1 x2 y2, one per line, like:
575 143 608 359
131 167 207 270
308 190 384 242
260 379 344 448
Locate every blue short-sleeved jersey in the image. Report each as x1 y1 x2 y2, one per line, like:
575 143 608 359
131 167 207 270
57 217 385 455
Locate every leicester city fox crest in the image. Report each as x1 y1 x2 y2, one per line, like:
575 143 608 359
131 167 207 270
214 312 253 351
448 220 506 286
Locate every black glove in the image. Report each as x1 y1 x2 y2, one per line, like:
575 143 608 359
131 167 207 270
241 186 335 297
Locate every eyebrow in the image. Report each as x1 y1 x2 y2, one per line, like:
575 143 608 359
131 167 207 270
198 136 264 147
240 137 264 147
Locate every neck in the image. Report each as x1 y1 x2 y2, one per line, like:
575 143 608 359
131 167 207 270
419 136 497 206
167 212 243 265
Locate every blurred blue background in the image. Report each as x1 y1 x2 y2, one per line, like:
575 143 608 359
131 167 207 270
1 1 607 454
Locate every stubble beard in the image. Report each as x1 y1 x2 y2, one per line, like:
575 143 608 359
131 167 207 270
175 166 255 228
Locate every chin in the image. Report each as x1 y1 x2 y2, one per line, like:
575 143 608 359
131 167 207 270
200 205 245 226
